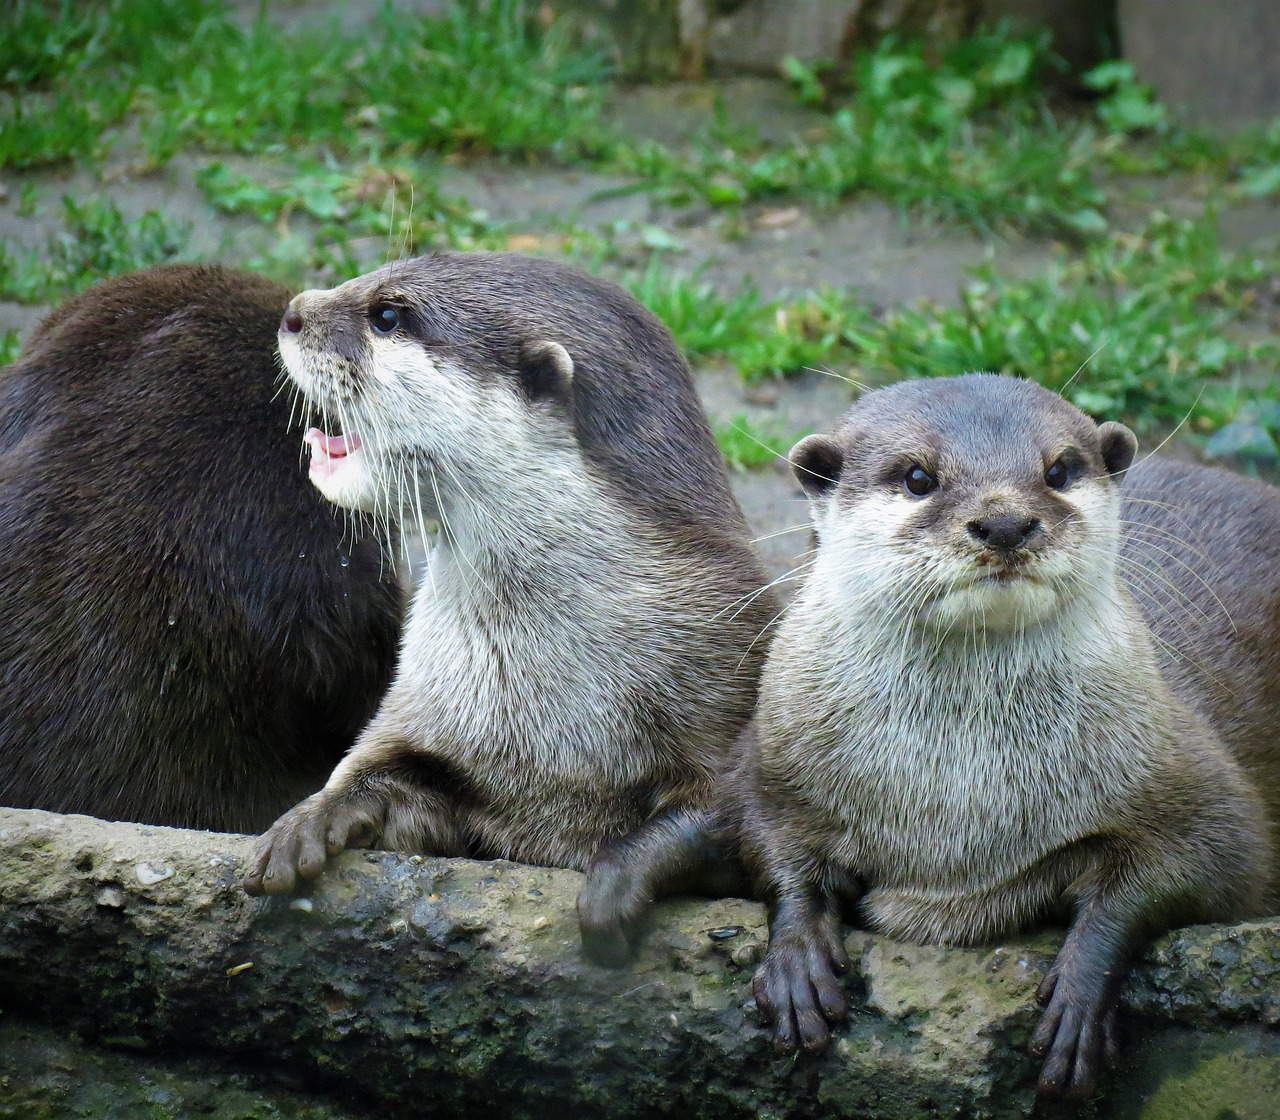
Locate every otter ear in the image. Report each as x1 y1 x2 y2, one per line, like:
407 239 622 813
790 434 844 499
517 340 574 401
1097 421 1137 478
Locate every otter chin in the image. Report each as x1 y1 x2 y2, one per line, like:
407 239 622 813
922 574 1060 632
300 427 376 510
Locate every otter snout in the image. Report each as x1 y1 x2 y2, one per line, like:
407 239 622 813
966 511 1042 552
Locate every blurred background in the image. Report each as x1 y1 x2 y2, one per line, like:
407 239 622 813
1 0 1278 574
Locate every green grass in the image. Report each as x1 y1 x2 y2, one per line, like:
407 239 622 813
625 210 1278 436
4 2 1276 235
0 0 609 170
0 197 190 303
613 27 1280 236
841 210 1277 431
0 329 18 368
615 27 1108 236
3 5 1278 445
714 414 802 471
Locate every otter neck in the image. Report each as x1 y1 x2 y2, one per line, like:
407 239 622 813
761 557 1165 765
411 443 634 594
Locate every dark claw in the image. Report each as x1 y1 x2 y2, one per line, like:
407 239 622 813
1035 965 1058 1007
754 932 847 1054
1102 1005 1121 1067
1031 971 1111 1098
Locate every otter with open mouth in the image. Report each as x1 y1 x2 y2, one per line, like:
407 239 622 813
243 252 776 896
581 373 1279 1097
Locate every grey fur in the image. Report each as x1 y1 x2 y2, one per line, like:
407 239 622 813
244 252 775 895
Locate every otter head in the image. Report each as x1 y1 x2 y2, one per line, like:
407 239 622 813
790 374 1136 633
276 254 577 524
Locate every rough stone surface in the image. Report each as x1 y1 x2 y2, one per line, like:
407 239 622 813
1 807 1277 1119
1119 0 1280 127
0 1017 372 1120
555 0 984 80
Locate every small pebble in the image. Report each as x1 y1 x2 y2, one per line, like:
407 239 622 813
531 916 550 931
135 862 174 885
95 886 125 909
225 962 254 977
288 898 314 913
707 926 744 941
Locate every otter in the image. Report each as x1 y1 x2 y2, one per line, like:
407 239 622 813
242 252 776 896
580 374 1278 1098
0 265 402 833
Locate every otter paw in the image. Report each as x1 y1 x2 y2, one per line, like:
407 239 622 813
243 792 375 896
752 932 850 1053
1030 973 1118 1098
577 864 641 969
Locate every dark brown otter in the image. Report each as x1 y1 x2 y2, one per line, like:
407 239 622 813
241 252 777 901
581 374 1278 1098
0 264 402 833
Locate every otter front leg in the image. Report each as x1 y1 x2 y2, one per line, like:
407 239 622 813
1029 876 1140 1098
752 880 851 1052
578 806 748 967
242 735 473 896
1031 809 1267 1097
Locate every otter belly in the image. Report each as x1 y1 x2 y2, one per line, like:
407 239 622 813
858 867 1073 946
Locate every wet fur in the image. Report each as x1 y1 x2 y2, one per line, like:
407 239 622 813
245 252 774 894
0 265 402 832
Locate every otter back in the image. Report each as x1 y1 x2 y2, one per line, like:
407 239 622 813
0 265 402 832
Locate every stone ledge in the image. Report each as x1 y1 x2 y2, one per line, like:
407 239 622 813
0 807 1276 1119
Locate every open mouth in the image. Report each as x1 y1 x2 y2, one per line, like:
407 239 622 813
304 427 362 480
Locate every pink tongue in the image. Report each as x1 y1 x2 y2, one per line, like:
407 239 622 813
304 428 361 458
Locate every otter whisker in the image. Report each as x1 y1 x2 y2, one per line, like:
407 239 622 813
751 523 813 545
1132 388 1205 468
805 365 870 393
428 463 498 601
713 558 817 623
1057 336 1110 395
737 600 794 672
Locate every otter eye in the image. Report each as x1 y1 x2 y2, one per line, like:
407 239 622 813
1045 459 1070 491
903 465 937 497
369 304 400 334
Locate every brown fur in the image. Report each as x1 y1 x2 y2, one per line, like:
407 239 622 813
0 265 403 832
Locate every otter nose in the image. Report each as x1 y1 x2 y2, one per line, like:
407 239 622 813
280 307 303 333
967 513 1041 551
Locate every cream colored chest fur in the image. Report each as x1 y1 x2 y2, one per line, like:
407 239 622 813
764 595 1165 898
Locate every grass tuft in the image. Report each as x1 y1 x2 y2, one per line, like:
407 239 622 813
1 0 609 170
617 26 1107 236
0 197 190 303
0 329 18 368
626 210 1277 436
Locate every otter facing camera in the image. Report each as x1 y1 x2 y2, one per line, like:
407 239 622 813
517 339 574 401
790 434 844 498
1097 420 1137 477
